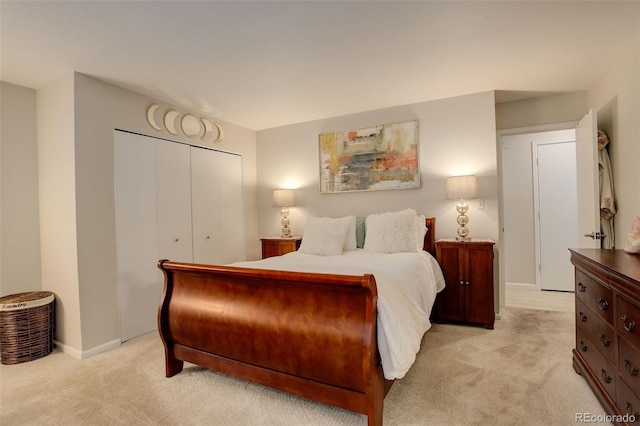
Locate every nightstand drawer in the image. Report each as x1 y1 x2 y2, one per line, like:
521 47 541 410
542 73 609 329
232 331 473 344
576 269 613 325
576 298 616 365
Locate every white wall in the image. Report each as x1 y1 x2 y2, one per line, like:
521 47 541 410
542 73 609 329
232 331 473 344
25 73 259 357
1 83 42 296
257 91 499 243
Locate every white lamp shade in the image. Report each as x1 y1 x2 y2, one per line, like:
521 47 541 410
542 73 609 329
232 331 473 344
273 189 295 207
445 175 479 200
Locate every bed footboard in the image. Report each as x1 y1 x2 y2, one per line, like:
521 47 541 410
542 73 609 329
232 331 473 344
157 260 386 426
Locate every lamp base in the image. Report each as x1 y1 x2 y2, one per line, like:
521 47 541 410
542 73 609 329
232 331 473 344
280 207 291 238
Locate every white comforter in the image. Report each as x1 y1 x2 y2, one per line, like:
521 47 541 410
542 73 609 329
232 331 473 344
232 249 445 380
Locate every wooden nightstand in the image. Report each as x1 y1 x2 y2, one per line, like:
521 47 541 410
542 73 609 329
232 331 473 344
435 239 495 329
260 237 301 259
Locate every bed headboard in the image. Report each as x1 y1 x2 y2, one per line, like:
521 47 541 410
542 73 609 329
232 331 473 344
423 217 436 256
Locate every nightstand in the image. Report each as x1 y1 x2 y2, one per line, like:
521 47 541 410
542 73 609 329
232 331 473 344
260 237 302 259
435 239 495 329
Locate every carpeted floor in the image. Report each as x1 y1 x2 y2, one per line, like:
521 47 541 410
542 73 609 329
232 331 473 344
0 307 607 425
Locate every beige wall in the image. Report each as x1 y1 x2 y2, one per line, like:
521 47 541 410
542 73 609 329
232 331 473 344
588 53 640 249
1 83 42 296
37 75 83 351
495 91 588 130
12 73 259 357
256 91 499 244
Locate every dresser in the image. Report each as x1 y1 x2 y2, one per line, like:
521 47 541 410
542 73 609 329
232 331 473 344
435 239 495 329
570 249 640 424
260 237 301 259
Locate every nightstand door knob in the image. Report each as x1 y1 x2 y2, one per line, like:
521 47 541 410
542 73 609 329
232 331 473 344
460 281 464 285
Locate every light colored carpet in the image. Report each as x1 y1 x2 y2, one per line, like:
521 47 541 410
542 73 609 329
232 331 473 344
1 307 606 425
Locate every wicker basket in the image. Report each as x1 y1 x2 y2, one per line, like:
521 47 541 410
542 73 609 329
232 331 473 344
0 291 55 365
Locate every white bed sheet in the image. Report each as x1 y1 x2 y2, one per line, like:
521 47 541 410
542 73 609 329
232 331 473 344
232 249 445 380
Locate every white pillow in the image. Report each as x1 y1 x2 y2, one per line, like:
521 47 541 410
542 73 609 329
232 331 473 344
298 217 350 256
337 215 357 251
364 209 419 254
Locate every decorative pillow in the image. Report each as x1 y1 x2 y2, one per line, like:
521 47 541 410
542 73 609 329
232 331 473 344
624 216 640 254
364 209 419 254
298 217 349 256
337 215 357 251
356 217 366 248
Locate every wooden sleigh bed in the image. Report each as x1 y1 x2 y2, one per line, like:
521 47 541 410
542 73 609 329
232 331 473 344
157 217 437 426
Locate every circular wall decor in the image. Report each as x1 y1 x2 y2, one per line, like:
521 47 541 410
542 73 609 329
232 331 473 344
181 114 202 138
201 117 224 144
145 103 224 144
164 110 181 135
146 104 162 131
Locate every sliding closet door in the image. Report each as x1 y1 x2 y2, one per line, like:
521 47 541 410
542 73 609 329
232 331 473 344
114 131 161 342
156 140 193 263
191 147 244 264
217 152 245 264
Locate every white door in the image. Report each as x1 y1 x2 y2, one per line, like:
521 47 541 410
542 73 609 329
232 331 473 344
191 146 222 264
217 153 245 264
191 147 245 264
114 131 162 342
575 109 600 248
534 141 578 291
156 140 193 262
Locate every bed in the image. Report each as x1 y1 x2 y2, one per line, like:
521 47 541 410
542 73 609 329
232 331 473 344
157 210 445 426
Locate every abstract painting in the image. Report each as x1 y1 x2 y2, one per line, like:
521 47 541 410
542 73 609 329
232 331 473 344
319 120 420 193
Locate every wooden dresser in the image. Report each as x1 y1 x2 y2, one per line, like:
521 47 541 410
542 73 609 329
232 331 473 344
570 249 640 424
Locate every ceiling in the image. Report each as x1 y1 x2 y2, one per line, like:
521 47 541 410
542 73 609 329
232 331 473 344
1 1 638 131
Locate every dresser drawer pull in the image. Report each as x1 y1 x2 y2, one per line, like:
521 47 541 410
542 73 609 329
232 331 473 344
600 368 611 384
599 333 611 347
597 297 609 311
578 282 586 292
579 341 588 352
625 359 638 376
622 315 636 332
579 312 587 322
623 401 639 419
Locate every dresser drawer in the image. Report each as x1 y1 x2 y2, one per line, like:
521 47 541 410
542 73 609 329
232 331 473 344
577 326 616 399
577 298 616 365
619 297 640 352
620 337 640 398
617 377 640 423
576 269 613 325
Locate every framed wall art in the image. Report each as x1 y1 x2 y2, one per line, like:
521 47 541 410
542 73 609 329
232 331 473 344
319 120 420 194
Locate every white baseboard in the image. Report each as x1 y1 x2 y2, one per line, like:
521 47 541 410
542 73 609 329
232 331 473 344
54 338 121 359
506 282 537 290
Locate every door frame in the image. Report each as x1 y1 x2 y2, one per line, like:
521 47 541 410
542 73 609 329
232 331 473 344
497 121 577 310
531 138 577 292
